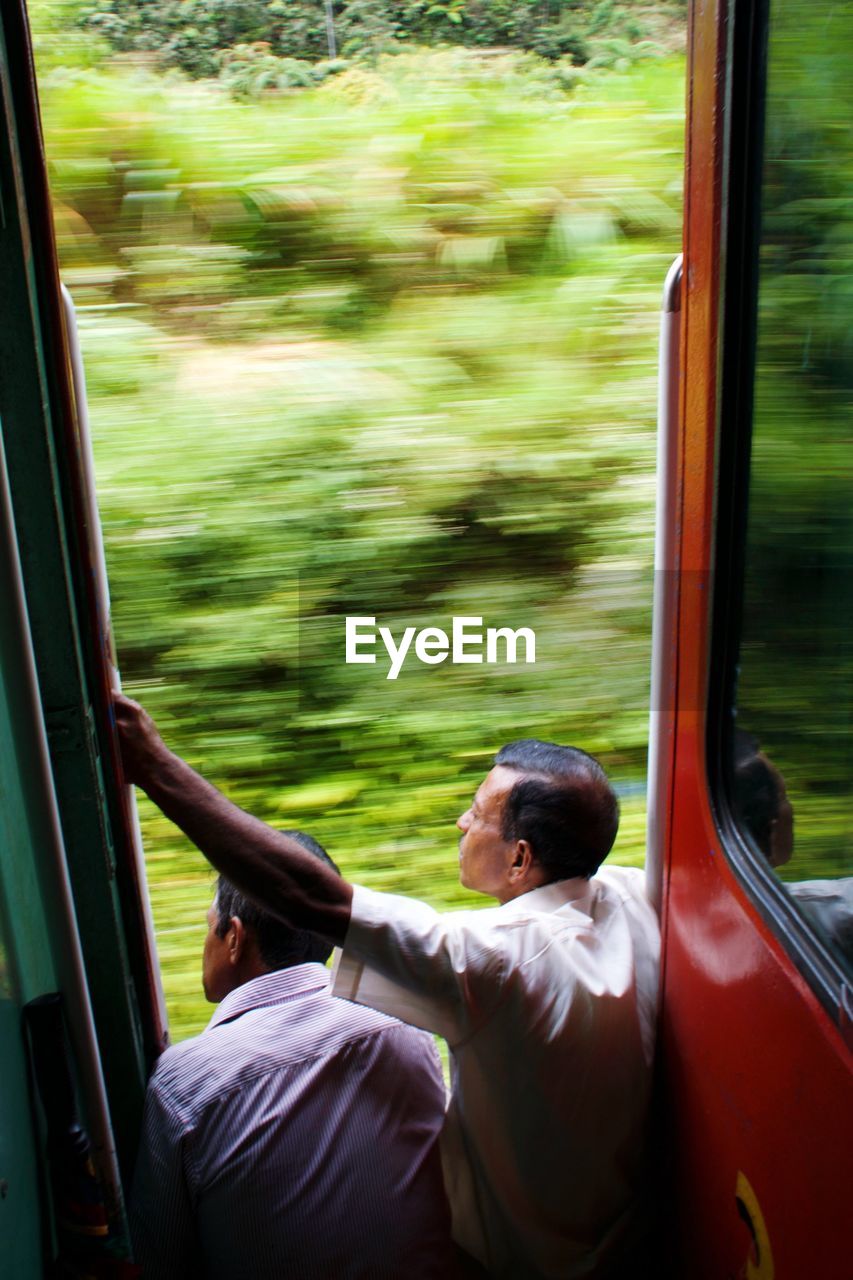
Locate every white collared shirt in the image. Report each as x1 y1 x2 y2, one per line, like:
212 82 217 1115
333 866 660 1279
131 964 454 1279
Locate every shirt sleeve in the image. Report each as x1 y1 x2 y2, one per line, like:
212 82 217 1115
130 1062 200 1279
331 885 505 1046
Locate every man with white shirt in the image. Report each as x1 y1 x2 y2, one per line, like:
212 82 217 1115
131 832 454 1280
117 698 660 1279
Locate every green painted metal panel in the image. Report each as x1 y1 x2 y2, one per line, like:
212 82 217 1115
0 427 60 1276
0 6 150 1192
0 999 46 1275
0 487 60 1002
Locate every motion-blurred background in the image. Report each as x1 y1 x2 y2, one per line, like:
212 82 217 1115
30 3 712 1035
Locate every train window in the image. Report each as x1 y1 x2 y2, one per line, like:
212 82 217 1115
727 0 852 980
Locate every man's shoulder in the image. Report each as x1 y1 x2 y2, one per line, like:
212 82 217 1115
594 863 648 897
148 1031 218 1099
327 988 412 1024
144 1001 307 1117
151 1033 207 1080
149 987 437 1109
591 864 658 933
347 884 510 964
351 882 506 935
326 991 442 1063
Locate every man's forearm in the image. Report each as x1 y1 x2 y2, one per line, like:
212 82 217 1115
137 745 352 942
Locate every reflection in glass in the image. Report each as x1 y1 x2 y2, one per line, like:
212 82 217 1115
732 0 853 977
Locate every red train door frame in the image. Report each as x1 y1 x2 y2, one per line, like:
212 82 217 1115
651 1 853 1276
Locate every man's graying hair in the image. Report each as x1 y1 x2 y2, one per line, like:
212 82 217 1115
495 740 619 881
215 830 339 970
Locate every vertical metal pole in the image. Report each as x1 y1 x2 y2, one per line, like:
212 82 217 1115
646 254 683 915
61 285 169 1045
0 435 125 1228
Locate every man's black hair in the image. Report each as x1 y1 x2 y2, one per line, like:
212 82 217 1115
494 739 619 881
214 830 339 970
732 731 781 859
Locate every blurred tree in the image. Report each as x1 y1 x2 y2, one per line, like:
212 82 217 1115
31 35 684 1033
75 0 684 72
735 0 853 878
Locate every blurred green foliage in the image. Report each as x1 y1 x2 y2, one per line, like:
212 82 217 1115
65 0 686 76
734 0 853 896
31 0 853 1009
33 22 685 1035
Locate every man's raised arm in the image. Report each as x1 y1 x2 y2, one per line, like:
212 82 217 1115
113 694 353 942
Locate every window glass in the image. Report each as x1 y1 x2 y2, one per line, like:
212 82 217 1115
731 0 853 977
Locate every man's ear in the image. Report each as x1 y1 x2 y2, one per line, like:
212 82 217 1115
227 916 246 966
510 840 534 878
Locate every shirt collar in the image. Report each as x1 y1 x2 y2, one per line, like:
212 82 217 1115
206 963 330 1031
497 876 594 918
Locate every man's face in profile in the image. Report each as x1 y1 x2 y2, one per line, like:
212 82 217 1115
456 766 519 900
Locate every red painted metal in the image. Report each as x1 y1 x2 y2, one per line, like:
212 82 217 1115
658 2 853 1276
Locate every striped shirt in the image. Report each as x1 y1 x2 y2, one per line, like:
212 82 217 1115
131 964 454 1279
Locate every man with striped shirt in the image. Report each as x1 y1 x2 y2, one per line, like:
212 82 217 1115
118 697 659 1279
131 833 455 1279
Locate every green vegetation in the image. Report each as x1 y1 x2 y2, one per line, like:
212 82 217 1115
59 1 686 77
733 0 853 885
32 6 686 1036
31 0 853 1016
